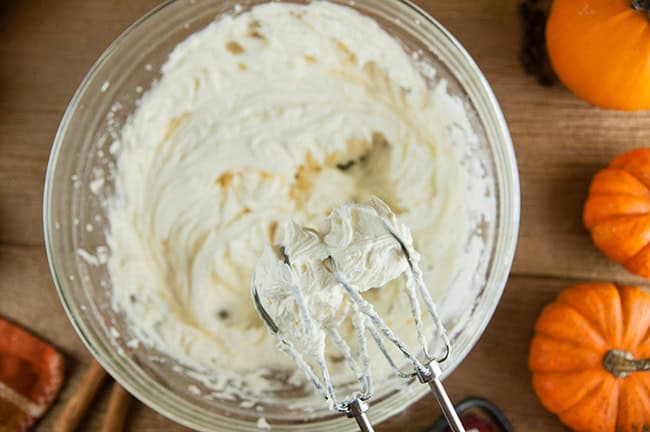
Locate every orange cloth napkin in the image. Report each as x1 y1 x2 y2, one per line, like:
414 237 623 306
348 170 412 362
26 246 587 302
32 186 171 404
0 318 64 431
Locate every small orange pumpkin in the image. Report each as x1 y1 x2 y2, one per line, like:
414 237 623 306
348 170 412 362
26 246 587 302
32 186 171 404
529 282 650 432
584 148 650 278
546 0 650 111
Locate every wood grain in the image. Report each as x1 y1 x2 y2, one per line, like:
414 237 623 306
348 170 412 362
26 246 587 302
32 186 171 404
1 0 649 431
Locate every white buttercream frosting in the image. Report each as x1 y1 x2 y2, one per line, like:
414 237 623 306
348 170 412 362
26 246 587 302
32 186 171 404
254 222 345 355
323 198 412 291
254 199 422 407
255 199 411 344
105 1 493 404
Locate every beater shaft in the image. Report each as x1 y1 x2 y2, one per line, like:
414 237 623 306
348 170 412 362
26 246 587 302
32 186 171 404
416 363 464 432
346 399 374 432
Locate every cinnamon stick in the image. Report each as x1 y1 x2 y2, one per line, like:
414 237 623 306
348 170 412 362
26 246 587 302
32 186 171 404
53 360 107 432
100 382 131 432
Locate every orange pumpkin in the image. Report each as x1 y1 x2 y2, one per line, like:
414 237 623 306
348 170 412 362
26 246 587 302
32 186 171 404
584 148 650 278
546 0 650 111
529 282 650 432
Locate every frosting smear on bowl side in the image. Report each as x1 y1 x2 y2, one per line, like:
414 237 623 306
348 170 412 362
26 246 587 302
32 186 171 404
106 1 491 403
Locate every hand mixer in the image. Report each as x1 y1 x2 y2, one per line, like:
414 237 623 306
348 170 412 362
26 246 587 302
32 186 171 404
251 198 466 432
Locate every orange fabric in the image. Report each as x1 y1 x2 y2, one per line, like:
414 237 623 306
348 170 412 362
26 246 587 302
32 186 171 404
0 318 64 431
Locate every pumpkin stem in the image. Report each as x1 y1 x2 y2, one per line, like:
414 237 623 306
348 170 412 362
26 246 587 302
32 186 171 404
603 349 650 378
632 0 650 19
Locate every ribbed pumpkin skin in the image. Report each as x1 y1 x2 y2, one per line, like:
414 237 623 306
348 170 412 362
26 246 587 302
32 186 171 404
529 283 650 432
546 0 650 111
584 149 650 278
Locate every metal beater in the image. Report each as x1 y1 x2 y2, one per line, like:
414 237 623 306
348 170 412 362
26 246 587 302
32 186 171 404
251 199 465 432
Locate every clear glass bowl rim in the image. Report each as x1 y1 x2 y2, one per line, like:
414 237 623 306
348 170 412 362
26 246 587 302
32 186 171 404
43 0 520 430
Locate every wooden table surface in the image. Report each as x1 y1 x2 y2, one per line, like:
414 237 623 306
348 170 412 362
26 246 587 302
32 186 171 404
2 0 649 430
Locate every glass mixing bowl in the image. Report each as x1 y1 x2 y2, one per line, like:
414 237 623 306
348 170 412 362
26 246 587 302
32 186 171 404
44 0 519 430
